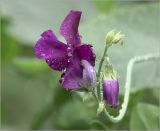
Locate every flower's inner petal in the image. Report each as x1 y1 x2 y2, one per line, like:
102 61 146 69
81 60 96 87
60 10 82 47
61 51 83 89
34 30 68 71
76 44 96 66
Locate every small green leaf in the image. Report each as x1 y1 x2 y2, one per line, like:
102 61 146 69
130 103 159 130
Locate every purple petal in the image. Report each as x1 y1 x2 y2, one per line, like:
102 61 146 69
60 44 96 89
34 30 68 71
75 44 96 66
103 79 119 108
60 10 82 47
81 60 96 87
61 50 83 90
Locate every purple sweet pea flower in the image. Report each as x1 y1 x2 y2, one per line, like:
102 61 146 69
102 78 119 108
34 10 96 90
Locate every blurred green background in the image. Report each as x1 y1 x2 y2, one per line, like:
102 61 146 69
1 0 160 130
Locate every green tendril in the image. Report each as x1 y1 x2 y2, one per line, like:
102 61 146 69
103 53 160 122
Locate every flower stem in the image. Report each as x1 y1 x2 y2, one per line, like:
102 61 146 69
99 72 104 102
103 53 160 123
96 45 109 99
97 46 109 79
90 89 99 103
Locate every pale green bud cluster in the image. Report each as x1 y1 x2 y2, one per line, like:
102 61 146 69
104 68 118 80
105 30 125 46
103 56 118 80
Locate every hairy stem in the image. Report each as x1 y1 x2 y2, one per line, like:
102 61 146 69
103 53 160 123
90 89 99 103
97 46 108 79
99 72 104 102
96 45 109 99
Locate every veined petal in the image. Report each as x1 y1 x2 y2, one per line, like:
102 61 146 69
61 51 83 90
103 79 119 108
75 44 96 66
81 60 96 87
60 10 82 47
34 30 68 71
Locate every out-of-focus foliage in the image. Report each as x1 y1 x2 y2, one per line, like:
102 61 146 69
13 58 50 74
93 0 115 13
1 17 21 64
130 103 159 130
1 0 160 130
1 0 98 45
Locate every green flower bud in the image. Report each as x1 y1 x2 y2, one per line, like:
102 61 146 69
105 30 125 46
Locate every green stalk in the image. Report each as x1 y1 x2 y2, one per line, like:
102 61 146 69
96 45 109 99
97 46 109 79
